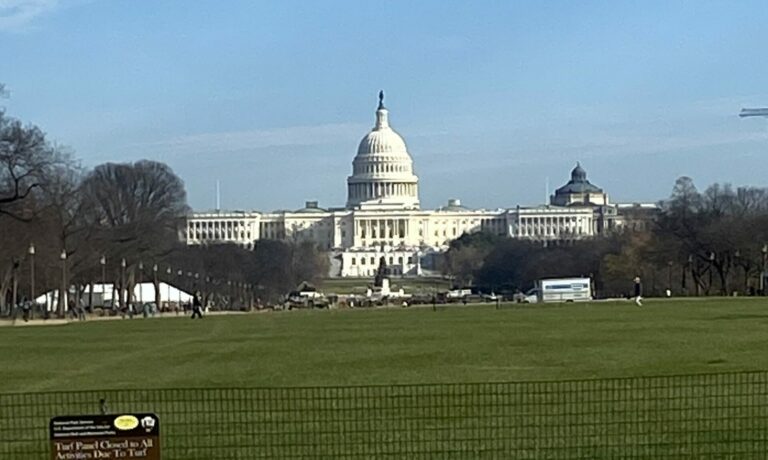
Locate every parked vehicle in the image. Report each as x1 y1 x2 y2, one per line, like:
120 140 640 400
446 288 472 299
523 278 592 304
283 287 330 309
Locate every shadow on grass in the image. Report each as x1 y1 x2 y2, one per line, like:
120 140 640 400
707 313 768 321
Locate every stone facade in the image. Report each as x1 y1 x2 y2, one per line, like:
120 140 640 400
185 94 658 277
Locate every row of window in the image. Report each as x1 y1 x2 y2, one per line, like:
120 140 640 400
354 163 410 174
516 227 586 236
189 231 252 240
519 216 586 224
349 255 415 266
189 220 247 229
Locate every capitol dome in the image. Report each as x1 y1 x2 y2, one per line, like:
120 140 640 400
346 92 420 210
356 116 408 155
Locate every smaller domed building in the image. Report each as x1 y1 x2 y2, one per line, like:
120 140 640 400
550 162 658 234
551 163 608 207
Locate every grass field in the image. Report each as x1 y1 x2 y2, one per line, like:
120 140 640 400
3 298 768 459
2 297 768 392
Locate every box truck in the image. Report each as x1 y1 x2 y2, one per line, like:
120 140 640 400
523 277 592 304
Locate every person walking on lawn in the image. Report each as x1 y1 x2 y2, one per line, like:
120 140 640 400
634 276 643 307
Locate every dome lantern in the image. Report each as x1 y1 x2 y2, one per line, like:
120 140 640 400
571 162 587 182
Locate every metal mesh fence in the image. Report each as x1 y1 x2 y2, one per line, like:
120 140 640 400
2 371 768 459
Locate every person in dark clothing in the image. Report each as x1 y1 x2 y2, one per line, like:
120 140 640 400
21 298 30 322
633 276 643 306
191 292 203 319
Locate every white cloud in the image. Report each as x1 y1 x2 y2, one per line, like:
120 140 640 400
0 0 92 31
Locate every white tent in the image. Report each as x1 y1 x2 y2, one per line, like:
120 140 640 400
35 282 194 311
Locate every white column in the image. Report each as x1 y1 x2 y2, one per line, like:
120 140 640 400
404 219 409 241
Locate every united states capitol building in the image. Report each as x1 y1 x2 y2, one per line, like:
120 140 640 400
185 93 656 277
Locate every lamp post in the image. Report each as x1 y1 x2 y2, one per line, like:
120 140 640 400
165 267 172 312
227 280 232 309
177 270 183 308
60 250 68 317
205 276 210 308
10 258 18 316
708 252 716 295
152 264 158 316
28 243 35 319
138 261 144 308
99 255 106 306
762 245 768 295
120 258 127 313
194 273 200 306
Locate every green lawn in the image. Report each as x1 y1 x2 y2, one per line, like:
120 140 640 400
2 297 768 392
3 298 768 459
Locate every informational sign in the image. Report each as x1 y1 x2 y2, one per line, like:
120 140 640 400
50 413 160 459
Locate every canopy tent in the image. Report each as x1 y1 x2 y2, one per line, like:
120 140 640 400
34 282 194 312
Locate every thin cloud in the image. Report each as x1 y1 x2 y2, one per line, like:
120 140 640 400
0 0 58 30
134 122 370 157
0 0 92 31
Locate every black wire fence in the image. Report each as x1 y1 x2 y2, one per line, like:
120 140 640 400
3 371 768 459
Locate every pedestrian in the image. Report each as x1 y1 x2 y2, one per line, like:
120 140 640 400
68 298 77 320
633 276 643 307
191 292 203 319
21 297 30 322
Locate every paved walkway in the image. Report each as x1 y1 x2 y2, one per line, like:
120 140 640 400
0 310 251 327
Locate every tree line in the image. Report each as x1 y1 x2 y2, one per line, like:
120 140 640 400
0 104 327 317
441 177 768 298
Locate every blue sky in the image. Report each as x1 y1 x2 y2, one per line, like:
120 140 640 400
2 0 768 211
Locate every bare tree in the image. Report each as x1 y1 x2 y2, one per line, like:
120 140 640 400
0 112 61 220
79 161 189 311
38 162 89 315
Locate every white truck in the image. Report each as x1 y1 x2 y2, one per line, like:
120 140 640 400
523 277 592 304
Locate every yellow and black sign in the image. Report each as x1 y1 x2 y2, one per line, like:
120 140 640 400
50 413 160 459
